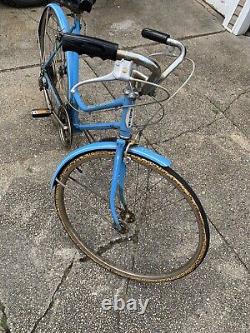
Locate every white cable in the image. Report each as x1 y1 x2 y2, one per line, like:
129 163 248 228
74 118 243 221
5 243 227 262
62 57 195 113
168 57 195 101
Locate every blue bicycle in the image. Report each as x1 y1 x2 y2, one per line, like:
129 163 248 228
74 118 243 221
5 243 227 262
35 0 209 282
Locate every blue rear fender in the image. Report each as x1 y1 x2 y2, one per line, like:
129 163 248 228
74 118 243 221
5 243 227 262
51 141 172 188
38 3 79 97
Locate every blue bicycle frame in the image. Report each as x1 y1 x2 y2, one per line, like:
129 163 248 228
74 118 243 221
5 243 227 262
41 3 172 231
41 3 132 137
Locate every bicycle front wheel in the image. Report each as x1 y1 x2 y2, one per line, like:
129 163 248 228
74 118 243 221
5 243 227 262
54 150 209 283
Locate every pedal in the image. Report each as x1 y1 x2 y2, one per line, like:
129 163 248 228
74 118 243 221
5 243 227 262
32 108 52 118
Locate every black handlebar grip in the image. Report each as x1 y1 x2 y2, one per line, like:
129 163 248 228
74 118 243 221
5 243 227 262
79 0 96 13
56 0 96 13
141 28 170 44
62 33 118 61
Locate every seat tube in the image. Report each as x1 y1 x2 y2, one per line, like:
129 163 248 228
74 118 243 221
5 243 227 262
109 138 127 230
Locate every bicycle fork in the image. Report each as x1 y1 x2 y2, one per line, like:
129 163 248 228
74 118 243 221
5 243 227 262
109 138 134 233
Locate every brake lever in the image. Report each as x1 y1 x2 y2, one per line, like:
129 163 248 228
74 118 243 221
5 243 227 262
71 59 133 93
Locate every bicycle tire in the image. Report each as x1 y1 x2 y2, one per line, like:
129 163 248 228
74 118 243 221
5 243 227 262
54 150 209 283
38 6 69 122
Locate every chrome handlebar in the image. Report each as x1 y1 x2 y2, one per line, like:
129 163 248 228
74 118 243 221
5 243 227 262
117 38 186 95
116 50 161 87
71 37 186 96
158 38 186 83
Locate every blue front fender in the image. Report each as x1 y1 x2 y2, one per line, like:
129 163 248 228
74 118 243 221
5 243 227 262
51 141 172 188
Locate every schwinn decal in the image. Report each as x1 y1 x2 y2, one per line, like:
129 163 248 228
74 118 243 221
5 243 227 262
125 108 134 128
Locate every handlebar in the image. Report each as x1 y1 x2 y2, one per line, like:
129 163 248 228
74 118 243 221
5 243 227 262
158 38 186 83
62 28 186 96
142 28 170 44
116 49 161 88
117 29 186 95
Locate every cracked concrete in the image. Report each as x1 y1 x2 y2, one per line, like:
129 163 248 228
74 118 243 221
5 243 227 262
0 0 249 332
29 255 76 333
0 301 10 333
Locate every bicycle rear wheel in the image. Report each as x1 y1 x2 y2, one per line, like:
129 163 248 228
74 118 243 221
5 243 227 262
54 150 209 283
38 7 68 120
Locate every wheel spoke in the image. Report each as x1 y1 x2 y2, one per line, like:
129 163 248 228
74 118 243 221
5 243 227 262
39 8 69 138
68 175 110 207
54 151 209 282
57 177 112 224
45 30 54 45
67 169 122 212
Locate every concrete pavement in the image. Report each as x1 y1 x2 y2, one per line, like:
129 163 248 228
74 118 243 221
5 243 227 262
0 0 249 332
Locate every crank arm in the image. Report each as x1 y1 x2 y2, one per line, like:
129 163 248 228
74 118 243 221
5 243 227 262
51 108 69 130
